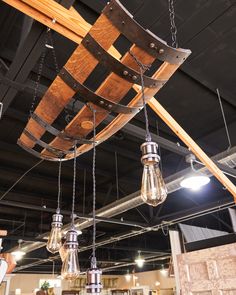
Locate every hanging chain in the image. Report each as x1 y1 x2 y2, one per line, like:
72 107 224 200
216 88 232 150
129 50 152 142
47 29 60 74
46 29 72 124
168 0 178 48
56 160 62 213
71 142 77 227
29 44 46 119
92 107 97 267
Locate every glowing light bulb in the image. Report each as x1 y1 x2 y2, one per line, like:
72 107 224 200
180 174 210 191
11 249 25 261
11 239 25 261
140 142 167 207
135 251 145 268
46 212 63 254
61 228 80 281
125 272 131 282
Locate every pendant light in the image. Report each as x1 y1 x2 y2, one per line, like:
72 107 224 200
86 109 102 295
61 144 80 280
47 160 63 254
11 239 26 261
180 154 210 191
129 51 167 207
134 250 145 268
125 270 131 282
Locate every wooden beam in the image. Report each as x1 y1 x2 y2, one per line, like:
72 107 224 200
3 0 236 201
148 98 236 201
2 0 85 44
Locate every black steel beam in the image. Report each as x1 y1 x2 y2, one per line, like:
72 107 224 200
0 0 76 114
185 233 236 252
0 199 148 229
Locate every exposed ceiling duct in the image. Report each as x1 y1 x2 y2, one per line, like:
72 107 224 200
9 146 236 261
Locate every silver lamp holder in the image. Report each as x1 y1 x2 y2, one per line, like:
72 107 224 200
51 211 63 228
141 141 160 165
65 228 78 250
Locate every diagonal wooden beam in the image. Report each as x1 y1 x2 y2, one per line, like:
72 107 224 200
148 98 236 201
3 0 236 201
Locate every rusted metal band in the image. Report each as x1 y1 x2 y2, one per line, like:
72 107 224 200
59 68 142 115
17 139 69 162
103 0 191 64
31 113 94 144
23 129 74 156
82 34 167 88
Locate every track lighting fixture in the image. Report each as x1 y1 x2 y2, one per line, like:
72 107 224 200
61 144 80 280
180 154 210 191
47 161 63 254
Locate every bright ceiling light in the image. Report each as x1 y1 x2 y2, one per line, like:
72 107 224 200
180 174 210 191
11 240 26 261
135 251 145 268
160 264 168 276
180 154 210 191
125 270 131 282
11 249 26 261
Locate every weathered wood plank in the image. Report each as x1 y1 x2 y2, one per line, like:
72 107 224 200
20 14 120 150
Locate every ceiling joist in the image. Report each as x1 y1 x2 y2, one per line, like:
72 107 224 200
2 0 236 202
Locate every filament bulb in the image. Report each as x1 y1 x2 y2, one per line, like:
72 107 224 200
46 213 63 254
141 164 167 206
140 141 167 207
61 228 80 280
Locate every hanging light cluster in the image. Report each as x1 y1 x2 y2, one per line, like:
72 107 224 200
47 161 63 254
61 144 80 280
86 109 103 295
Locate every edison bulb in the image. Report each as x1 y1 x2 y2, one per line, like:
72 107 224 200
61 248 80 280
141 164 167 207
46 225 62 254
46 213 63 254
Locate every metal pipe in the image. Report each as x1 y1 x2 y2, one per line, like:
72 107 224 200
11 146 236 271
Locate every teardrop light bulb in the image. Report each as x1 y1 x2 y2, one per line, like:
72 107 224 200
141 164 167 206
46 213 63 254
140 142 167 207
61 228 80 280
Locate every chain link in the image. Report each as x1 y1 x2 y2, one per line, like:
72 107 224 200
29 46 46 119
168 0 178 48
46 29 72 124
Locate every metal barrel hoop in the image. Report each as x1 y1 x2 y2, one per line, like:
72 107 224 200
103 0 191 64
82 34 167 88
58 68 142 115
